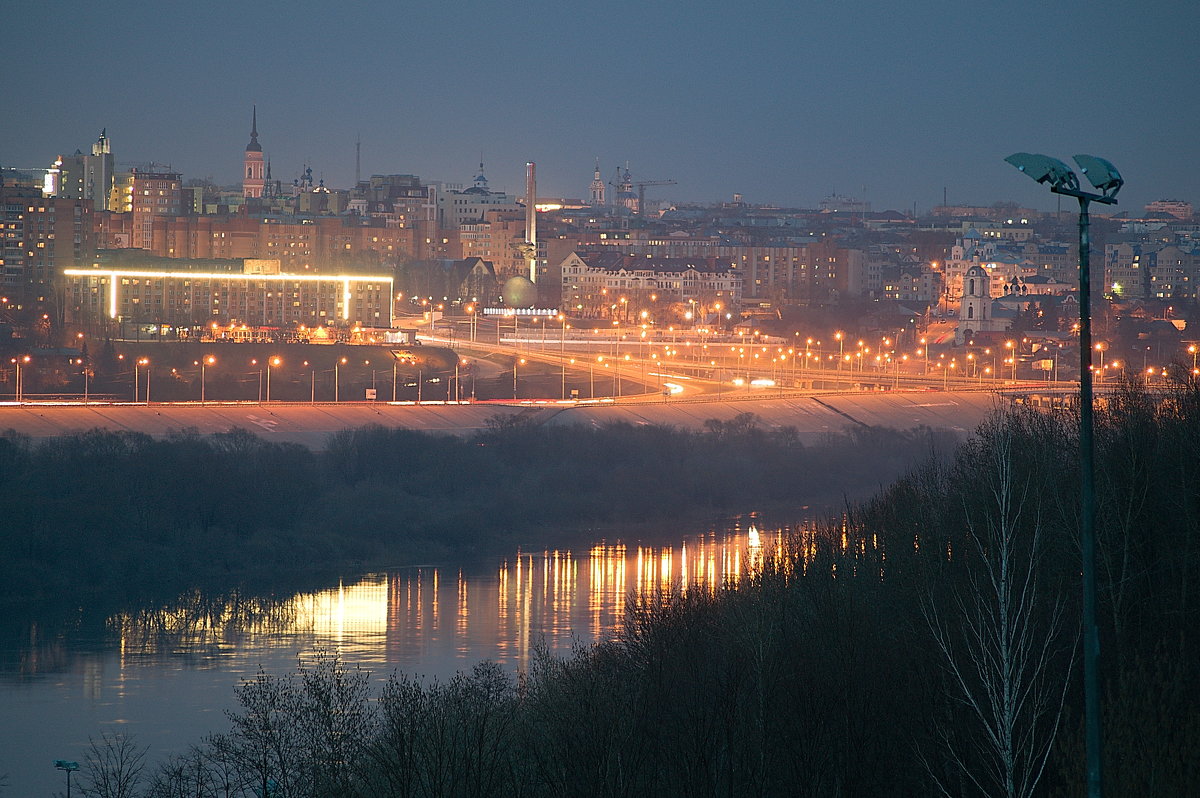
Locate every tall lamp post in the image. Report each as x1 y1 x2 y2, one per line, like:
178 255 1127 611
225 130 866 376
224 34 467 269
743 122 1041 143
11 355 30 402
266 356 281 402
559 313 568 399
138 357 150 403
200 355 215 404
335 357 347 402
1006 151 1123 798
55 759 80 797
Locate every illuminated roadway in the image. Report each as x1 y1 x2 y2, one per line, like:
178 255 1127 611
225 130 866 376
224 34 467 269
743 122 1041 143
0 321 1074 449
0 389 1052 451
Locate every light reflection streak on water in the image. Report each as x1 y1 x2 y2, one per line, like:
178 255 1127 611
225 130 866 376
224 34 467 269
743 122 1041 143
96 524 833 682
459 569 471 657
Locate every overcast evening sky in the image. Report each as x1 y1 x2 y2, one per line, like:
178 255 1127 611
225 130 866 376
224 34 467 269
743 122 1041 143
2 0 1196 214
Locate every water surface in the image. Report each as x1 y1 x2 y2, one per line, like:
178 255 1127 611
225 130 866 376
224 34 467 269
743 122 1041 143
0 520 780 795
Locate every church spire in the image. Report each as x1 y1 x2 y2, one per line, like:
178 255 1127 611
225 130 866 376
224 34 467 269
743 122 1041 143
246 105 262 153
243 105 265 198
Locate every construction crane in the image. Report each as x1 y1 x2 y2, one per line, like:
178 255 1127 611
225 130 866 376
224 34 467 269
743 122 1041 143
607 173 677 216
634 179 676 216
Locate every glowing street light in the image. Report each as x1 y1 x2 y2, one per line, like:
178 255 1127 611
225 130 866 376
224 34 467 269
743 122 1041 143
514 357 525 399
250 359 262 402
335 356 347 402
136 357 150 403
10 355 30 402
199 355 216 404
1006 151 1123 798
266 356 281 402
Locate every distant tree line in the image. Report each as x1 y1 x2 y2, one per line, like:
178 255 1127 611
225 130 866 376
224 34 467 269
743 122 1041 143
46 381 1200 796
0 413 951 606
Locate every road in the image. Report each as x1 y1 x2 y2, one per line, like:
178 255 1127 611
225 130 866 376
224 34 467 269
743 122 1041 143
0 388 1043 450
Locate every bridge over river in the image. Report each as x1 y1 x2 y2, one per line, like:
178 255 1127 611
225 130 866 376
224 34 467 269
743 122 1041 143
0 389 1053 449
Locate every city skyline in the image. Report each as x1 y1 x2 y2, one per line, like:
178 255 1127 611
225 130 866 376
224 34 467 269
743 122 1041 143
2 0 1197 213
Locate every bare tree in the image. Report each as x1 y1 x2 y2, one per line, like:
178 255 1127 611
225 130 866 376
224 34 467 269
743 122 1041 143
80 733 147 798
923 419 1075 798
290 650 375 796
224 666 300 798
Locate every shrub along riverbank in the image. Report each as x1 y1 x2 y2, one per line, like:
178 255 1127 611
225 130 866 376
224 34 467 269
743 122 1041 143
0 412 953 606
63 381 1200 796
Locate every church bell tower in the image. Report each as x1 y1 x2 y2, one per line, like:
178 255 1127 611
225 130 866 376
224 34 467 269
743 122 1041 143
589 159 605 206
243 106 265 199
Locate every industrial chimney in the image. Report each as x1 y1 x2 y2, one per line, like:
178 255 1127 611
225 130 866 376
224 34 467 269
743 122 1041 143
525 161 537 282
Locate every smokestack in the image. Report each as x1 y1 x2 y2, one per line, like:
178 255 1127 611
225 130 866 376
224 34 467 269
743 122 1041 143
525 161 537 282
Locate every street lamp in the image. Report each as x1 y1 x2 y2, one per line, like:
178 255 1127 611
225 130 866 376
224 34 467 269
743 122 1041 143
335 356 347 402
55 760 80 798
1006 151 1123 798
199 355 216 404
559 313 568 399
267 356 281 402
137 357 150 403
250 359 262 402
11 355 30 402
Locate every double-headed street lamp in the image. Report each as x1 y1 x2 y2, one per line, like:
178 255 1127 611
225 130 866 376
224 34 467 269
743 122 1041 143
137 357 150 403
11 355 30 402
1006 151 1123 798
55 759 80 798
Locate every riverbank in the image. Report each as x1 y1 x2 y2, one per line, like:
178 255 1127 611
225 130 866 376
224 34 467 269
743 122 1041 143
0 415 955 608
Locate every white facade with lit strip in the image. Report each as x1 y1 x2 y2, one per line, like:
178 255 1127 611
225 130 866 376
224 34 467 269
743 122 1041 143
63 262 394 328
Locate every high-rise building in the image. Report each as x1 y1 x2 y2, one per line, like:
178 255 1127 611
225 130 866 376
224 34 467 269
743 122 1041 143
53 130 117 212
0 172 95 320
243 106 265 199
113 168 182 250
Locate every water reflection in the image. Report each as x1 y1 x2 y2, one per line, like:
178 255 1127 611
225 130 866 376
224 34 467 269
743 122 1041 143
0 518 812 796
109 522 797 674
4 520 811 683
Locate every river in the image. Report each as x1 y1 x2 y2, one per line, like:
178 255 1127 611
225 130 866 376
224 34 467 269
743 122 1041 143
0 519 781 796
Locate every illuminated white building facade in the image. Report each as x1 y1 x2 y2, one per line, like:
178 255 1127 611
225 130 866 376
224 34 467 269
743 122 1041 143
64 257 393 328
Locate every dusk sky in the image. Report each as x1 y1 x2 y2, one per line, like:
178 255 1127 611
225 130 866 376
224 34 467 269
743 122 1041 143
3 0 1196 213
